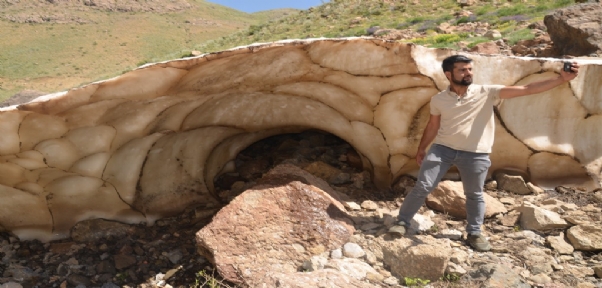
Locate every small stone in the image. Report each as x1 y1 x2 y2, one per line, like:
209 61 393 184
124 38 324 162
342 242 365 258
302 255 327 272
527 182 544 194
592 192 602 203
330 248 343 259
446 262 467 276
547 233 574 255
167 249 183 264
114 254 137 270
344 201 361 211
437 229 463 240
365 250 377 265
366 272 384 282
383 277 399 285
485 180 497 190
499 197 515 205
0 283 23 288
360 200 378 211
100 283 120 288
529 273 552 284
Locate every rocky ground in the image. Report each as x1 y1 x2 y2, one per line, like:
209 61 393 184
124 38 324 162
1 130 602 288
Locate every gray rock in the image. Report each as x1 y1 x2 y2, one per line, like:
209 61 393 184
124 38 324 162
342 242 365 258
518 204 569 231
466 263 530 288
330 248 343 259
496 173 531 195
529 273 552 284
437 229 463 240
4 265 38 284
302 255 328 271
547 233 575 254
70 219 133 243
382 236 451 282
167 249 183 264
360 200 378 211
0 283 23 288
518 247 555 275
324 258 378 281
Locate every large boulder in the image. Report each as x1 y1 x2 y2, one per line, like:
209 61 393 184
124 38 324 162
544 3 602 56
425 180 507 219
195 165 355 286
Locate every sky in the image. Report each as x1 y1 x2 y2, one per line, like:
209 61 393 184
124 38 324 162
207 0 329 13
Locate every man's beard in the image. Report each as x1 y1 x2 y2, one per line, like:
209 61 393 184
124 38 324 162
451 75 472 86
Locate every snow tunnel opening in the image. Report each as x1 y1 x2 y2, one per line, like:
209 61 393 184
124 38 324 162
211 129 398 205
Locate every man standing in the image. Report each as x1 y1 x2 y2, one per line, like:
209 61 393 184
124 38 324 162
388 55 579 251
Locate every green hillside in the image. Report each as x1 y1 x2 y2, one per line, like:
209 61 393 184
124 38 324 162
0 0 575 102
0 0 278 101
197 0 573 53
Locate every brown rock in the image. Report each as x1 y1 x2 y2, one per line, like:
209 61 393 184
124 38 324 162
425 180 507 219
470 41 501 55
382 236 452 281
346 149 364 170
266 164 350 203
303 161 341 182
495 173 531 195
268 269 375 288
238 158 270 180
544 3 602 56
547 233 575 255
500 211 520 227
567 225 602 251
195 166 354 286
113 254 136 270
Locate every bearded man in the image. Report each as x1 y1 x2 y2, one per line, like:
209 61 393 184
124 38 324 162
388 55 579 251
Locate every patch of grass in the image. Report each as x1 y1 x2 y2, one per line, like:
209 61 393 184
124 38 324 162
405 276 431 287
442 273 461 282
466 37 492 48
410 33 463 48
506 28 536 45
192 269 238 288
497 4 530 17
475 5 495 16
455 15 477 25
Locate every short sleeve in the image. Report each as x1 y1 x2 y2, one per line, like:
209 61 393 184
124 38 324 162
486 85 505 105
430 98 441 115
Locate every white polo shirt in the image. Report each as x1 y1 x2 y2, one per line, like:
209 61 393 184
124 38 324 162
430 84 504 153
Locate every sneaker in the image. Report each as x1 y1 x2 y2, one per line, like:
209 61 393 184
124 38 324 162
388 221 408 236
466 233 491 252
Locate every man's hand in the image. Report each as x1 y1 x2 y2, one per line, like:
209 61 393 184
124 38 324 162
560 61 579 81
416 149 426 166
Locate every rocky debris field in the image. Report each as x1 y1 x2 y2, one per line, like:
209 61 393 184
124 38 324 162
2 130 602 288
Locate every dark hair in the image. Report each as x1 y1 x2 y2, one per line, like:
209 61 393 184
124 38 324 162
442 55 473 73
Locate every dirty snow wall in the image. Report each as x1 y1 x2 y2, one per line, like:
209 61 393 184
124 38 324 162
1 38 601 241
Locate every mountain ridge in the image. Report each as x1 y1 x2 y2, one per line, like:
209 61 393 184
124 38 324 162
0 0 292 101
0 0 576 102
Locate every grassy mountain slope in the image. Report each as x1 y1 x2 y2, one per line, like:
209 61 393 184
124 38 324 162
0 0 283 101
197 0 573 52
0 0 576 102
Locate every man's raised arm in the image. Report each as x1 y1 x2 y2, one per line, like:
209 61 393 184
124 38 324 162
499 62 579 100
